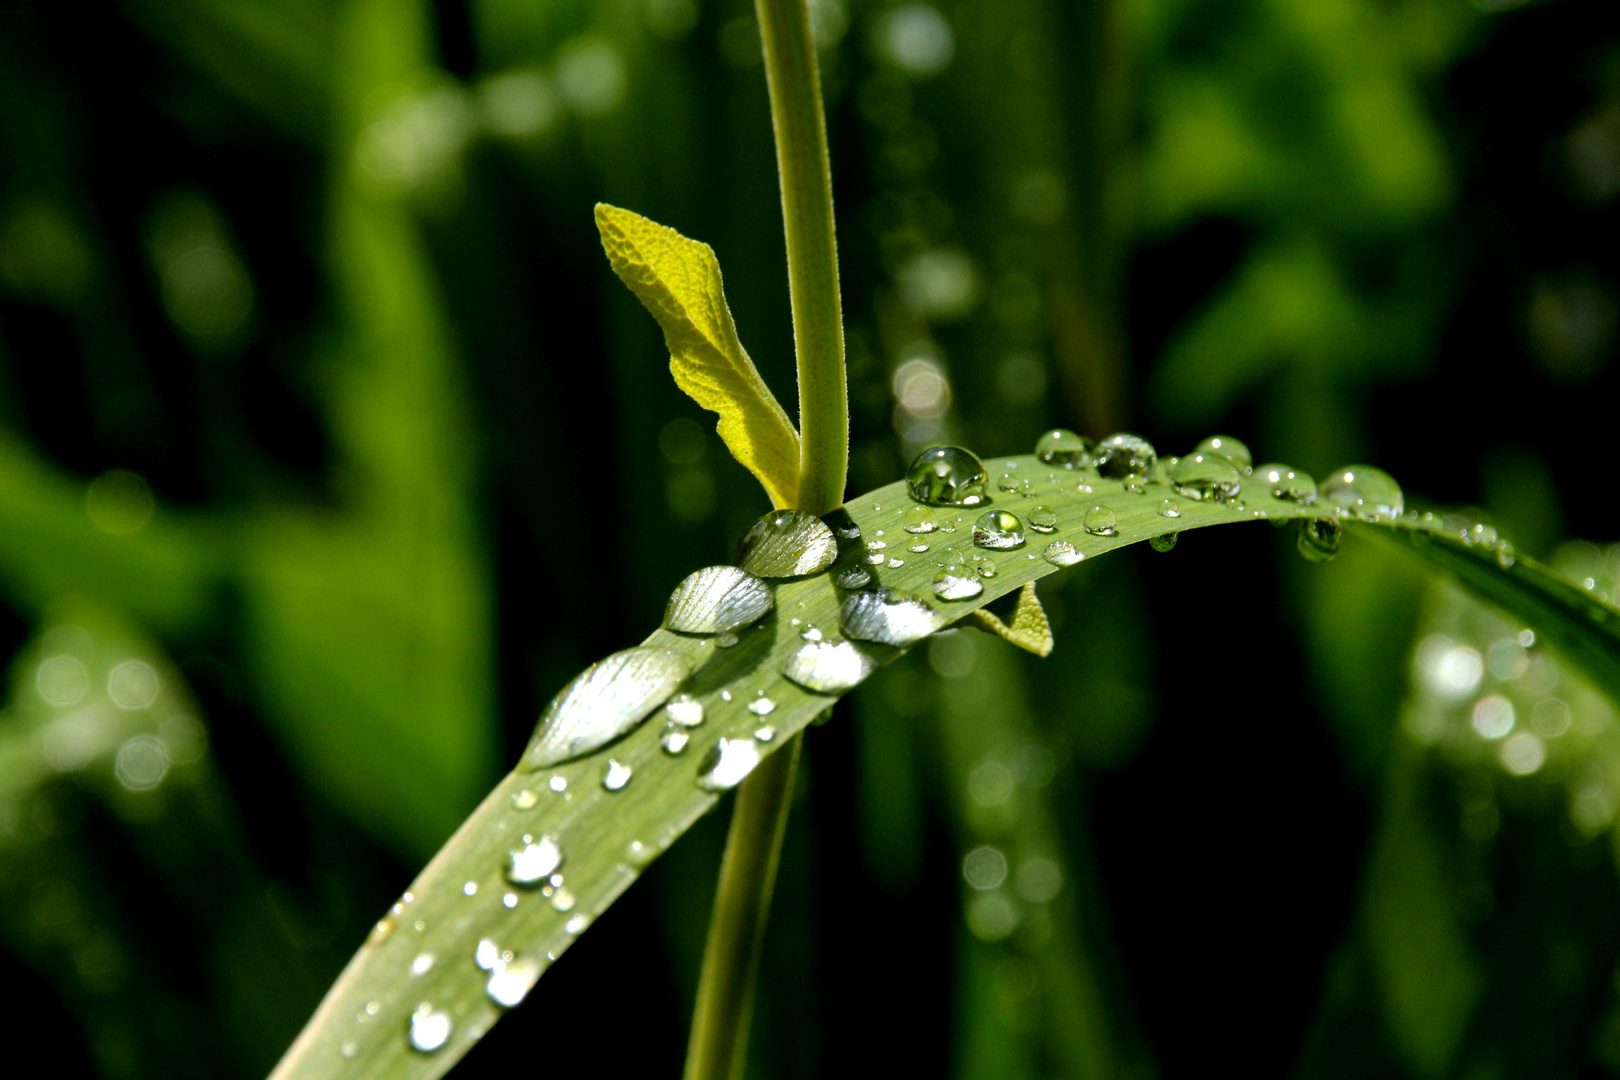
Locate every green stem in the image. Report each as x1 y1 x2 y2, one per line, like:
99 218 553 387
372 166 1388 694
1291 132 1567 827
757 0 847 516
683 734 803 1080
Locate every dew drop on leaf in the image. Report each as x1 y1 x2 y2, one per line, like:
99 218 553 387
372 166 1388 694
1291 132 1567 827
1193 434 1252 471
662 566 774 634
906 445 989 506
1159 498 1180 518
485 955 542 1008
840 588 941 646
1028 506 1058 533
697 737 763 791
665 694 704 726
748 694 776 716
1094 433 1157 480
1034 428 1094 466
525 647 692 769
1149 533 1178 553
602 759 632 791
1083 506 1118 536
661 729 690 754
1043 540 1081 566
511 788 537 810
782 639 877 693
933 566 984 600
737 510 839 577
506 835 563 885
409 1005 453 1053
1320 465 1403 521
903 505 937 533
1297 517 1343 563
972 510 1024 550
1169 453 1243 502
1253 463 1316 503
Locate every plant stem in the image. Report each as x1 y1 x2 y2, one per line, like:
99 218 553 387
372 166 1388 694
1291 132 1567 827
683 735 803 1080
757 0 847 516
685 4 845 1078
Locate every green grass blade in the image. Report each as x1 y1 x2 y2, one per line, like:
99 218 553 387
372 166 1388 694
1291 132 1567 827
268 454 1620 1080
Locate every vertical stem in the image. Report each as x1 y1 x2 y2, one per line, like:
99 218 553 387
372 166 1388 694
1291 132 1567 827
757 0 847 516
686 2 846 1078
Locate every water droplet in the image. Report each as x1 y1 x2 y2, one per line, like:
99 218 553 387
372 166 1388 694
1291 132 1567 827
665 695 704 727
475 938 501 971
1035 428 1094 466
1297 518 1343 563
340 1040 358 1059
463 880 478 896
997 472 1023 493
1043 540 1082 566
369 918 394 944
1193 434 1252 471
1083 506 1118 536
506 835 562 885
565 913 591 934
409 1005 452 1053
886 557 905 568
1158 498 1180 518
662 566 774 634
661 729 690 754
1254 463 1316 503
485 955 542 1008
976 557 997 577
903 506 937 533
602 759 632 791
906 445 989 506
720 690 733 701
1028 506 1058 533
801 626 824 642
1320 466 1403 521
697 737 763 791
1169 453 1242 502
863 550 886 566
525 647 692 769
548 775 567 793
411 952 435 977
502 893 518 908
748 694 776 716
737 510 839 578
972 510 1024 550
783 639 877 693
932 559 984 599
715 631 739 647
1094 433 1157 480
550 888 576 912
1149 533 1178 553
511 788 537 810
907 541 930 553
840 588 941 646
1497 541 1516 568
754 725 776 742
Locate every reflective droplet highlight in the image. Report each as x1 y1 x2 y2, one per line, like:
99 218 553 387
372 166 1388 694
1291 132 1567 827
748 695 776 717
525 647 691 768
1255 463 1316 503
506 835 563 885
665 695 704 727
1193 434 1252 471
1094 433 1157 480
906 445 989 507
485 955 542 1008
409 1005 453 1053
1169 453 1242 502
972 510 1024 550
697 737 763 791
1043 540 1081 566
1320 466 1403 521
662 566 774 634
1083 506 1118 536
737 510 839 578
1027 506 1057 533
602 759 632 791
783 639 877 693
840 588 940 647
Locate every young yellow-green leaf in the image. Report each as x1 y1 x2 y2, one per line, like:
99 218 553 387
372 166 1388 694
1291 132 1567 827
964 582 1054 657
595 204 802 509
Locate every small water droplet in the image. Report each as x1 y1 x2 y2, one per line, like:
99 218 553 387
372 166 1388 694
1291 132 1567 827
800 626 824 642
506 835 563 885
1035 428 1094 466
1028 506 1058 533
754 725 776 742
602 759 632 791
903 506 937 533
550 888 576 912
835 561 872 588
749 694 776 716
1158 498 1180 518
1075 482 1094 494
1094 433 1157 480
907 445 989 506
1083 506 1118 535
502 892 518 908
997 472 1021 493
565 913 591 934
973 510 1025 550
411 952 435 977
485 955 542 1008
864 551 886 565
737 510 839 577
1297 518 1343 563
511 788 537 810
1193 434 1252 470
340 1040 358 1059
1254 463 1316 502
369 918 394 944
1149 533 1178 553
1169 453 1243 502
840 588 941 646
476 939 501 970
697 737 764 791
662 729 690 754
409 1005 452 1053
866 539 888 552
977 558 997 577
907 541 930 553
1497 541 1516 568
783 639 877 693
525 647 692 769
933 566 984 600
1320 466 1403 521
463 881 478 896
548 775 567 793
721 690 733 701
1043 540 1082 566
662 566 774 634
665 695 704 727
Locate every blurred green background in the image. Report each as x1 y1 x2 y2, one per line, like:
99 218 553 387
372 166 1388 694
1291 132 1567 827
1 0 1618 1076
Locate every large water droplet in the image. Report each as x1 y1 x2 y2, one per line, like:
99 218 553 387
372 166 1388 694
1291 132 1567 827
602 759 632 791
906 445 989 507
506 835 563 885
783 639 876 693
697 737 763 791
1320 466 1403 521
833 565 872 590
525 648 692 769
1255 463 1316 503
665 695 704 727
1043 540 1082 566
972 510 1024 550
1193 434 1252 471
1028 506 1058 533
662 566 774 634
748 694 776 717
1169 453 1242 502
1083 506 1118 535
903 506 937 533
1094 434 1157 480
737 511 839 578
840 588 941 646
486 955 542 1008
1297 517 1343 563
1149 533 1178 553
1034 428 1094 467
409 1005 453 1053
933 566 984 600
